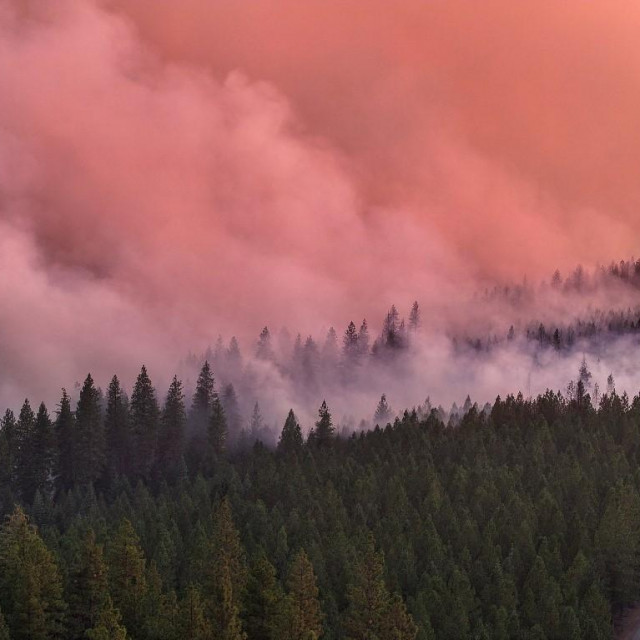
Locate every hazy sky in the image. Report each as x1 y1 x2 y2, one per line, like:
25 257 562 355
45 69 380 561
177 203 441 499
1 0 639 404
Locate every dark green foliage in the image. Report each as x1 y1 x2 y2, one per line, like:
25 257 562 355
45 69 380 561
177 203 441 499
54 391 75 492
277 410 303 457
0 507 66 640
2 380 640 638
74 374 105 485
208 396 227 457
104 376 130 481
129 366 159 480
160 376 186 478
66 529 112 639
309 400 333 448
343 534 416 639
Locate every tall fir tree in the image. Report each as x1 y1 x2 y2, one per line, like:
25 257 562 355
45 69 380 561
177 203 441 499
343 534 416 640
0 507 66 640
108 519 148 638
281 549 323 640
277 410 303 457
408 301 420 332
159 376 186 478
104 376 130 481
206 498 248 633
358 320 370 359
130 366 160 480
67 528 113 639
208 396 227 457
343 321 359 364
14 399 35 501
54 390 75 492
311 400 334 448
75 374 105 485
26 403 54 503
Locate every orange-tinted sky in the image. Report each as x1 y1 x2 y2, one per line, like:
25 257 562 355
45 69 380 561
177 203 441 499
0 0 639 402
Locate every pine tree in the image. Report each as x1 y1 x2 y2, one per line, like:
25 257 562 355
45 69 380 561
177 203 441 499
0 412 13 501
343 535 416 640
374 394 392 426
322 327 339 364
343 321 359 363
248 403 265 443
160 376 186 478
217 558 246 640
75 374 105 485
130 366 160 480
206 498 248 632
190 362 215 434
244 553 284 640
280 549 323 640
178 585 212 640
256 327 274 361
67 528 111 639
104 376 130 480
54 390 75 492
209 396 227 457
221 384 242 442
358 320 370 359
312 400 334 448
0 506 66 640
25 403 54 503
409 301 421 332
85 596 128 640
14 399 35 500
108 519 148 637
277 410 303 457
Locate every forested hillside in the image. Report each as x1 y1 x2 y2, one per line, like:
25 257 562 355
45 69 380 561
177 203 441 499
0 365 637 639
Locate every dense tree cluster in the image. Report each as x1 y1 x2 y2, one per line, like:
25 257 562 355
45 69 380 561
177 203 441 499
0 364 639 638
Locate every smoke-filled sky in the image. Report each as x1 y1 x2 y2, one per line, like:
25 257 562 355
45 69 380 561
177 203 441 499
1 0 640 406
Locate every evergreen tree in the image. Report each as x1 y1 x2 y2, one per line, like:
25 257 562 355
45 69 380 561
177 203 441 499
25 403 54 503
209 396 227 457
217 558 246 640
130 366 160 480
104 376 130 480
108 519 148 637
311 400 334 448
343 535 416 640
178 585 212 640
244 553 283 640
75 374 105 485
358 320 370 359
206 498 247 633
221 384 242 442
0 411 13 503
409 301 421 332
343 321 359 363
248 402 265 443
14 399 35 500
190 362 215 435
84 596 128 640
374 394 392 426
67 529 111 639
322 327 339 365
0 507 66 640
280 549 323 640
160 376 186 477
277 410 303 457
54 390 75 492
256 327 274 361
